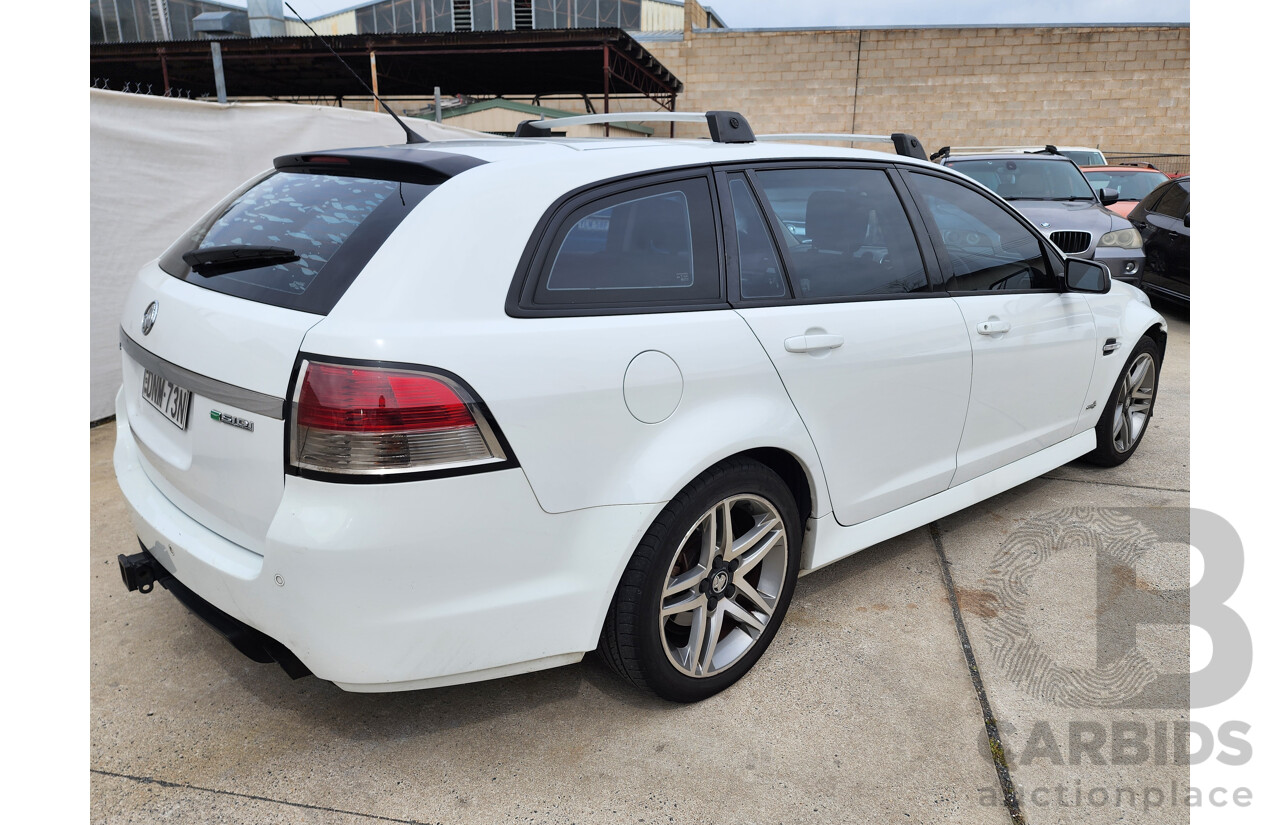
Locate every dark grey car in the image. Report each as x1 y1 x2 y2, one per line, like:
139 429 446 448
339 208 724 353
940 152 1146 283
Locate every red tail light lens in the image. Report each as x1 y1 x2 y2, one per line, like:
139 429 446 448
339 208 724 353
291 360 507 477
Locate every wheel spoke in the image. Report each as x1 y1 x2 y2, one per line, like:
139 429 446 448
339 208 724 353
1129 358 1150 391
723 598 767 635
723 513 779 564
1117 408 1132 450
697 510 718 570
662 589 706 618
716 501 733 557
733 576 776 617
734 523 785 577
663 566 708 600
697 604 725 675
680 604 707 673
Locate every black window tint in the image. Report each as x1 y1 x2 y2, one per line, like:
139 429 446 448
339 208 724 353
752 167 929 298
159 171 433 315
727 176 786 299
907 172 1056 292
535 178 721 307
1153 181 1190 218
1136 180 1170 213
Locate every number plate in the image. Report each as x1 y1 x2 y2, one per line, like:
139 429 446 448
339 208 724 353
142 368 192 430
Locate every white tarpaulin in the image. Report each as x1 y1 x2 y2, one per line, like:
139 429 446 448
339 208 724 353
90 89 483 422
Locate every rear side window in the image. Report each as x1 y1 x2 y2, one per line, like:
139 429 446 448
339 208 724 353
532 178 721 308
160 171 434 315
906 171 1056 292
751 167 930 299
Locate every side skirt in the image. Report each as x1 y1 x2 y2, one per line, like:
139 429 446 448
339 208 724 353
802 430 1096 573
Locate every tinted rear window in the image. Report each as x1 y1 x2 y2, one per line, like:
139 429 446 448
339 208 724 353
160 171 434 315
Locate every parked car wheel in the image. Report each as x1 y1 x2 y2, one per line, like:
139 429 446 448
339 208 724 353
1085 336 1161 467
599 458 801 702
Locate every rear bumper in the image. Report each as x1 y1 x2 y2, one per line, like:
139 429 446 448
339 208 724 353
119 544 311 679
113 387 664 691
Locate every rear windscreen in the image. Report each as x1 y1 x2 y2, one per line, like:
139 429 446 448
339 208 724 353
159 171 434 315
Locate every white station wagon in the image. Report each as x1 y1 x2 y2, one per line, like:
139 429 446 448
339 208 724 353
114 112 1165 702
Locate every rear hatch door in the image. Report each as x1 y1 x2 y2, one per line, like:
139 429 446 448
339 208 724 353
118 153 467 552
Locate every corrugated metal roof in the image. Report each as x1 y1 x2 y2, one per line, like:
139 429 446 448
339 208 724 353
90 27 682 100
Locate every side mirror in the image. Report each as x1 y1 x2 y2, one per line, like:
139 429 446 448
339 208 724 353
1098 187 1120 206
1183 211 1190 227
1065 258 1111 294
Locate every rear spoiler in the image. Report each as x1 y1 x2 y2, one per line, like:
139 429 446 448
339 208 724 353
273 147 487 185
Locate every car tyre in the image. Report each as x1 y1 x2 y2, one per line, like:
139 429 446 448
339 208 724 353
598 458 802 702
1084 335 1161 467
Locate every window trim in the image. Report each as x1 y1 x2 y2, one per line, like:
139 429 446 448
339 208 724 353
899 166 1067 297
713 160 949 309
506 165 729 318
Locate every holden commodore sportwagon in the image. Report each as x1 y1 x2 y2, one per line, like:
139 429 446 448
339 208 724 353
114 112 1165 702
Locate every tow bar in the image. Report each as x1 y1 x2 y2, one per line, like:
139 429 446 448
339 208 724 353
118 548 169 594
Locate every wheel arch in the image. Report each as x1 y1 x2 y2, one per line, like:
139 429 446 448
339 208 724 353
1144 321 1168 365
736 446 815 524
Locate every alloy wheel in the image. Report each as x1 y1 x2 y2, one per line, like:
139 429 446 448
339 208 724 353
658 494 788 678
1112 352 1156 453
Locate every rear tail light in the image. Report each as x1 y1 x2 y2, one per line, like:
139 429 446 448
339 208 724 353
290 359 508 477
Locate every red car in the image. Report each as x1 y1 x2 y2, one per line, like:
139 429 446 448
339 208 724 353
1080 165 1175 218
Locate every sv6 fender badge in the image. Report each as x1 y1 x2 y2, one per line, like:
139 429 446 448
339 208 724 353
210 410 254 432
142 301 158 335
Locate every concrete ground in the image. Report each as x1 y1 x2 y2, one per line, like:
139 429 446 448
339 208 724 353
90 302 1190 824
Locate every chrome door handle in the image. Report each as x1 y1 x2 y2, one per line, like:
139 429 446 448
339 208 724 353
976 320 1011 335
784 333 844 353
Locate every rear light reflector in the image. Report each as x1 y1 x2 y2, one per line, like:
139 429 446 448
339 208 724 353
290 360 507 477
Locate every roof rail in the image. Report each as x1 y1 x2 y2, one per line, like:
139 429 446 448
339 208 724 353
513 111 755 143
757 132 928 161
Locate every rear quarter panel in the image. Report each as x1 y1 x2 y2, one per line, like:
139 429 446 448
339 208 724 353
301 160 830 517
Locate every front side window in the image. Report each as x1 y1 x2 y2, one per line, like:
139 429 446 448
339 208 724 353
906 172 1056 292
750 167 930 299
533 178 721 307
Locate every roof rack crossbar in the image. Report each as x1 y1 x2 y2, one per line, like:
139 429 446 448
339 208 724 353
759 133 893 144
513 111 755 143
758 132 928 161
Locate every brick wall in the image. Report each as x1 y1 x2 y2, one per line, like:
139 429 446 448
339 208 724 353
633 25 1189 157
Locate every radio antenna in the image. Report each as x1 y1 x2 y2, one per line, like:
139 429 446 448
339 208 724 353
284 2 427 144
